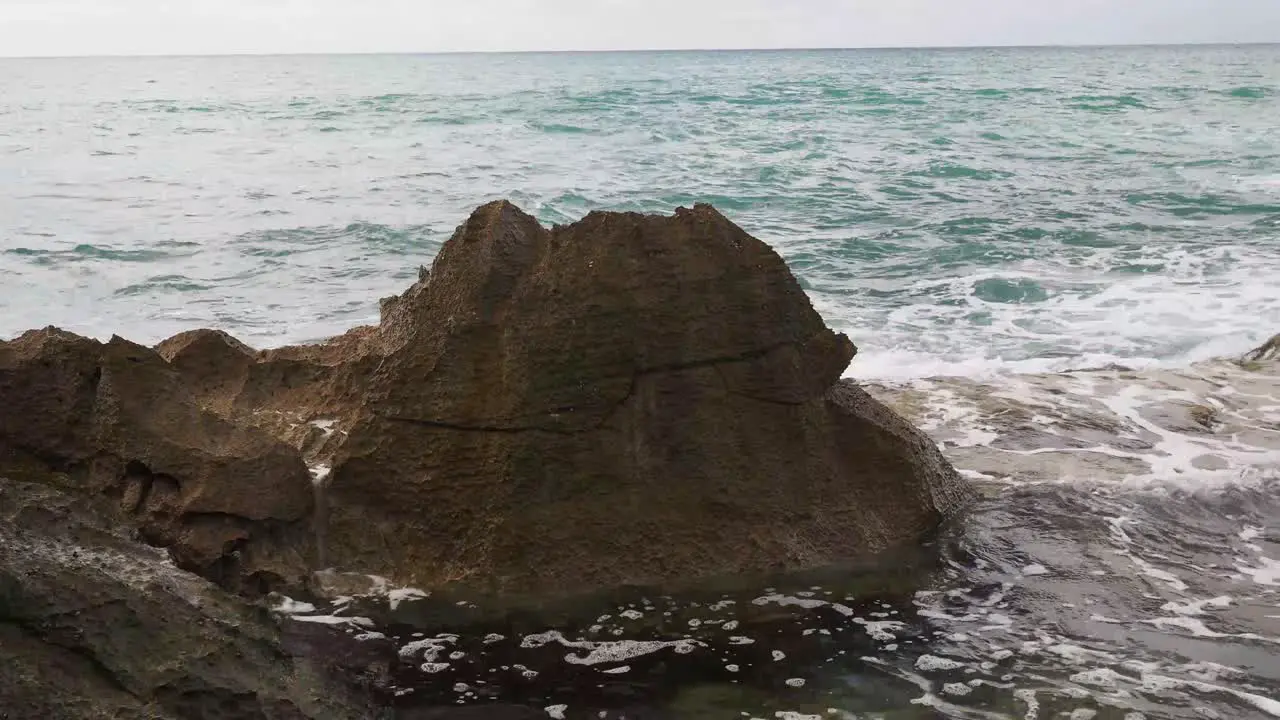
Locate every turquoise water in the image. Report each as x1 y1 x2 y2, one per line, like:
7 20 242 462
2 46 1279 379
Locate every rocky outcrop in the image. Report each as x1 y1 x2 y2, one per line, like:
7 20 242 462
1 201 971 608
298 202 968 601
0 329 315 594
0 479 378 719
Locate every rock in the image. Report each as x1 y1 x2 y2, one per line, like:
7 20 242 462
0 328 315 594
0 479 377 719
312 201 971 602
1243 333 1280 363
2 200 972 610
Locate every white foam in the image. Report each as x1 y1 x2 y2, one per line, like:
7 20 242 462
269 595 317 615
399 634 457 662
916 654 965 672
1145 616 1280 644
1013 688 1040 720
308 463 331 487
1236 554 1280 586
387 587 429 609
854 617 906 641
839 242 1280 384
1141 673 1280 717
1128 555 1188 592
291 614 374 628
1022 564 1050 576
545 704 568 719
1070 668 1127 688
520 630 701 665
1161 595 1232 616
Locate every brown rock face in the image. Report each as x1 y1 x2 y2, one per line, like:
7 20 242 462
0 329 314 593
0 201 972 607
309 201 971 601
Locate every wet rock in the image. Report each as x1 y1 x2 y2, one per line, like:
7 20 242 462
0 479 376 719
0 328 315 594
1242 333 1280 363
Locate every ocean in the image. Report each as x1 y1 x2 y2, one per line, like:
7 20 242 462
3 46 1280 718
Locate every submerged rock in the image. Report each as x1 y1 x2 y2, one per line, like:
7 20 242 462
1 201 971 608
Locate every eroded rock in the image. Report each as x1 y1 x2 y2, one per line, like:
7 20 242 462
306 201 971 602
2 201 972 608
0 328 315 593
0 480 377 719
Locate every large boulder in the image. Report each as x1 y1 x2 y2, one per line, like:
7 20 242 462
308 201 972 601
0 329 315 593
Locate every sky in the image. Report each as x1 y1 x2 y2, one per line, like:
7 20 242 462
2 0 1279 57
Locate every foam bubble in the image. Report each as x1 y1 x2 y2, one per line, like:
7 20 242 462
520 630 702 665
915 654 965 672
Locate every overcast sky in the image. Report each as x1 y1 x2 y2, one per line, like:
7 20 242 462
2 0 1279 57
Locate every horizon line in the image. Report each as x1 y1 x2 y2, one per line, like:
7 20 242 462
3 40 1277 61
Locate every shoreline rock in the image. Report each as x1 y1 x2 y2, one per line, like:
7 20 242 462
0 479 378 719
2 200 972 608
